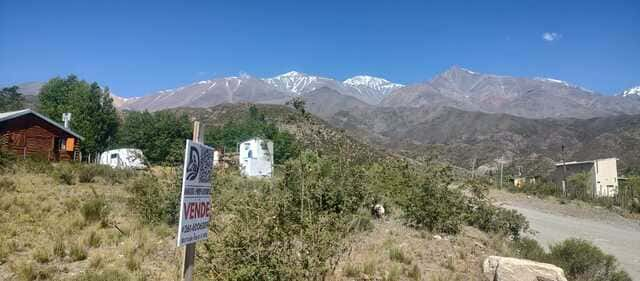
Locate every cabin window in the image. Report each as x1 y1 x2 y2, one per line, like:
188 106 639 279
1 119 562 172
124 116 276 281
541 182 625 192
110 153 118 159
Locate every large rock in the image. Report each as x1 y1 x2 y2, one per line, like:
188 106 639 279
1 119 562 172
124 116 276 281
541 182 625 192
482 256 567 281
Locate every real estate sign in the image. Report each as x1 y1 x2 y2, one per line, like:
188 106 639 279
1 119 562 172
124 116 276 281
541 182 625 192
177 140 214 246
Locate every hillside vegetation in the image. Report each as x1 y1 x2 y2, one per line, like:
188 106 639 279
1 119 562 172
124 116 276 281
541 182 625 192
0 104 631 281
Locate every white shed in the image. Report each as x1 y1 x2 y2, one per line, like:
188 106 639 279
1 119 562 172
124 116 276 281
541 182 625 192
238 138 273 177
99 148 146 169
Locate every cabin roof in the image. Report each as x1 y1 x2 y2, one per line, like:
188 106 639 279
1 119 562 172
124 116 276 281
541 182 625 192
0 108 85 140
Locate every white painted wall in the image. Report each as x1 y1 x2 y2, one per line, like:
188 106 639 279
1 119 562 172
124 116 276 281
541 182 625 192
594 158 618 197
238 138 273 177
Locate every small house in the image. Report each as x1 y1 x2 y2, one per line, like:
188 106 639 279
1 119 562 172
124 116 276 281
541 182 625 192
553 158 619 197
99 148 146 169
238 138 273 177
0 109 83 161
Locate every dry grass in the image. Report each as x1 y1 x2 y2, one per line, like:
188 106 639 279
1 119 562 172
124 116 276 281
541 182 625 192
330 218 509 281
0 165 180 280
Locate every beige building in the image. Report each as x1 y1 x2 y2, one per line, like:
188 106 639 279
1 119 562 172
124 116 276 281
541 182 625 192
554 157 619 197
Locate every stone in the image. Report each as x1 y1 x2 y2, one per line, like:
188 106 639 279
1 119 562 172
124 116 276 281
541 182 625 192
482 256 567 281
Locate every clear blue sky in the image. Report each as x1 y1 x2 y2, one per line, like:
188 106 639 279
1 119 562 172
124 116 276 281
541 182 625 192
1 0 638 97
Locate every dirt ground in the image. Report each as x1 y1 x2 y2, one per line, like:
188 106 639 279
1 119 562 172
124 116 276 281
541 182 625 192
490 189 640 280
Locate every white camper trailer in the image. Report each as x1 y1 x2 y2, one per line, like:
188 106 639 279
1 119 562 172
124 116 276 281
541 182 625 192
238 138 273 177
99 148 146 169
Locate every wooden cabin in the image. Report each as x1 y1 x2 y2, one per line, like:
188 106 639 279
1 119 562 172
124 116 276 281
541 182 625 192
0 109 83 161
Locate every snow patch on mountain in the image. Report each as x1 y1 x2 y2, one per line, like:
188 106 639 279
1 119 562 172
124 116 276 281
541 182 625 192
534 77 572 87
622 86 640 97
344 75 403 95
263 71 327 94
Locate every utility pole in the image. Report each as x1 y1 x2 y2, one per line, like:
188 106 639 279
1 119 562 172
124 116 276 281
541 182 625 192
561 144 567 197
499 159 504 190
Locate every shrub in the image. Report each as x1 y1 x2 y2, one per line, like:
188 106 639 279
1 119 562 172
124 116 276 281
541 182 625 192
86 231 101 248
128 175 180 225
511 237 547 261
53 239 66 258
81 196 110 224
78 165 98 183
343 264 361 277
401 183 466 234
0 177 16 192
389 247 411 264
547 238 631 281
408 264 421 281
32 247 51 264
69 243 87 261
468 201 529 239
0 149 16 171
56 166 75 185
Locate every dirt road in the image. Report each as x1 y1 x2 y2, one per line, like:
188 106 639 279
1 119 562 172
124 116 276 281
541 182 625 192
492 191 640 280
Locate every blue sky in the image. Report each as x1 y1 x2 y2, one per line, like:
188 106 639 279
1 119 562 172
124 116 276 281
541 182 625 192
1 0 638 97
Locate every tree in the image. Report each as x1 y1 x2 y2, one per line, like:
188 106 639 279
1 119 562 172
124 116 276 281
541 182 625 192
0 86 25 112
204 105 300 164
38 75 119 154
118 111 191 164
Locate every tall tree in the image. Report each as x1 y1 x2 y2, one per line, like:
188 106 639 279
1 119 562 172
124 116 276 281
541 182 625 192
38 75 119 154
118 111 191 164
0 86 25 112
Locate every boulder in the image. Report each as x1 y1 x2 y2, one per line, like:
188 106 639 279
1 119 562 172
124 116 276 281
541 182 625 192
482 256 567 281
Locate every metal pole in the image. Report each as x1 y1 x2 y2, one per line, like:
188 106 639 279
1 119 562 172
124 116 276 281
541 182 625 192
561 145 567 197
182 121 203 281
500 160 503 190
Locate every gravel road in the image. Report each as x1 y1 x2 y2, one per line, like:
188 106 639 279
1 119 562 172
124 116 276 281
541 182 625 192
493 191 640 280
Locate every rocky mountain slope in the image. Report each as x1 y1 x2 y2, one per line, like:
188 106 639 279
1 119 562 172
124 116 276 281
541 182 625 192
381 66 640 119
121 71 402 111
330 106 640 172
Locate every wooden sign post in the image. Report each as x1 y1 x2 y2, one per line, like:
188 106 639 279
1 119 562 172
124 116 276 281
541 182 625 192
178 121 214 281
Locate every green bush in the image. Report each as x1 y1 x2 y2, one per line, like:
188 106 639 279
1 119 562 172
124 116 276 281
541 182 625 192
78 165 98 183
56 166 75 185
93 165 135 184
0 177 16 192
69 243 87 261
511 237 547 261
128 175 180 225
547 238 631 281
81 196 110 224
0 149 16 171
468 201 529 239
198 152 373 280
204 105 300 164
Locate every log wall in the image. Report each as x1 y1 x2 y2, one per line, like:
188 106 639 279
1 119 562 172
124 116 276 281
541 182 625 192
0 114 81 161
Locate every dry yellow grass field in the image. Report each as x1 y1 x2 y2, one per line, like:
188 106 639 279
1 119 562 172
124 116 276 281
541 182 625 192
0 165 180 281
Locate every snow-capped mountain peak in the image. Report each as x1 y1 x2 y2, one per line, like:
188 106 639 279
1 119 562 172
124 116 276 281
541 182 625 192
622 86 640 97
344 75 402 88
343 75 403 96
263 71 326 94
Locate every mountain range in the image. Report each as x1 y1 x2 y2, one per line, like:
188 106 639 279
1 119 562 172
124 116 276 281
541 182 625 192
7 67 640 171
110 67 640 120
